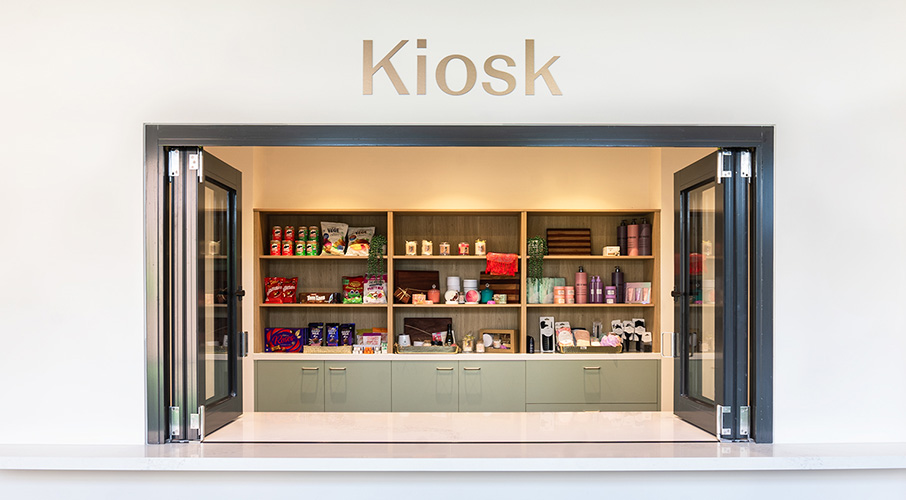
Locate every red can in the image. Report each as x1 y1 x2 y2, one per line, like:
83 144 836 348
284 225 295 241
271 225 282 241
269 240 281 256
281 239 293 256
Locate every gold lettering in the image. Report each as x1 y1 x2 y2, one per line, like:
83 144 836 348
417 39 427 95
435 54 477 96
482 55 516 96
525 39 561 96
363 40 409 95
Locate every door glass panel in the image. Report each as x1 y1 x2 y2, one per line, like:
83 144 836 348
201 183 231 403
686 183 716 404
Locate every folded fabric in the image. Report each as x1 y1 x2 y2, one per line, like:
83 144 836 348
485 252 518 276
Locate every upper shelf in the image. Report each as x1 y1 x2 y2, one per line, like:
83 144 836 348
260 255 380 260
393 255 518 260
542 255 654 260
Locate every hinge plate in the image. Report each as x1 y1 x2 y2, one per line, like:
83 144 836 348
716 150 733 183
740 150 752 180
717 405 732 436
169 406 180 438
168 150 180 178
739 405 750 437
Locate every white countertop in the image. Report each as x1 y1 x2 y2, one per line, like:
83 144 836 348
2 442 905 472
252 352 662 361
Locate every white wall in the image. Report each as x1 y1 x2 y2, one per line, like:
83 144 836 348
1 0 905 452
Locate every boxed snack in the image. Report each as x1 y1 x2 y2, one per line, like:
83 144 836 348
307 323 324 345
264 327 305 353
364 275 387 304
325 323 340 346
264 277 284 304
339 323 356 346
320 221 349 256
343 276 365 304
345 227 375 256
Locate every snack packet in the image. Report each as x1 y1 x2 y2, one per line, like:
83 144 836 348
345 227 375 256
264 277 284 304
281 277 298 304
307 323 324 345
340 324 356 346
326 323 340 346
320 221 349 256
364 275 387 304
343 276 365 304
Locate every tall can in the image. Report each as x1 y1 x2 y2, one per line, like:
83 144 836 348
308 225 319 242
305 240 317 256
271 225 282 241
294 239 306 256
284 225 295 241
297 227 307 242
281 239 293 256
269 240 281 256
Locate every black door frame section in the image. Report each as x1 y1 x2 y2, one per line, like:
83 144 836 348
144 124 774 444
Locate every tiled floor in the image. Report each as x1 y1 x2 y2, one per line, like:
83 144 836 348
204 411 717 443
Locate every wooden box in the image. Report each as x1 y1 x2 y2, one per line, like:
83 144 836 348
546 228 592 255
479 272 520 304
479 329 518 353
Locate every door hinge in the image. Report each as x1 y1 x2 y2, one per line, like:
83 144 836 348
740 150 752 181
169 406 181 438
739 405 750 437
189 406 205 441
188 149 203 182
717 405 733 437
716 150 733 184
168 149 180 178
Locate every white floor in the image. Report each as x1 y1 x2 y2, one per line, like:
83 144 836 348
205 411 716 443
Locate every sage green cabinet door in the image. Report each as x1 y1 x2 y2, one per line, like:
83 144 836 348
324 361 391 412
526 360 659 405
255 360 324 412
459 361 526 412
604 360 659 404
391 360 458 412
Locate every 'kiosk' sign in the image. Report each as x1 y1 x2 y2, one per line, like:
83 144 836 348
363 39 562 96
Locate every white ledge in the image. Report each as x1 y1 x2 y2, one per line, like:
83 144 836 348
2 443 905 472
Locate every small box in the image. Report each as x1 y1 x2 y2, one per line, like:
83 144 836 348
604 246 621 256
264 327 304 353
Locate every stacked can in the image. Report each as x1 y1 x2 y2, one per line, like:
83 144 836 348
553 286 566 304
270 225 282 256
308 226 319 255
566 286 576 304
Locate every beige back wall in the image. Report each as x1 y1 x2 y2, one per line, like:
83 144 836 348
253 146 662 210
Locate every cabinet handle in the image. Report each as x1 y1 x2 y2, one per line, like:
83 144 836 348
436 367 454 371
583 366 601 370
328 367 347 371
462 367 481 371
300 366 319 371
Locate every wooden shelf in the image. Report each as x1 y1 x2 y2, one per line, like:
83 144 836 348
542 255 653 260
259 255 376 260
259 303 388 308
254 209 660 354
392 303 521 308
525 303 655 308
393 255 517 260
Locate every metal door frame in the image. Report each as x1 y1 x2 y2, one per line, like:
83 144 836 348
144 124 773 443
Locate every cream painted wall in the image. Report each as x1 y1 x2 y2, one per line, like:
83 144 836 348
1 0 905 452
255 147 659 210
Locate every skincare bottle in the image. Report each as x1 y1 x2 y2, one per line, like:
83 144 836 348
612 266 625 303
575 266 588 304
617 220 628 256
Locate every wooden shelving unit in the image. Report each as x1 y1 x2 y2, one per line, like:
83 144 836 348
254 209 660 354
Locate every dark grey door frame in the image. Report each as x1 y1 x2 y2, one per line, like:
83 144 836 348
144 124 774 443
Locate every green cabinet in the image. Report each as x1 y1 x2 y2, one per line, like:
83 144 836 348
459 361 526 412
525 359 659 410
324 361 391 412
391 360 459 412
255 360 324 412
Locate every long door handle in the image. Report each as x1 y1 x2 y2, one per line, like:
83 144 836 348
301 366 319 371
463 367 481 371
328 367 347 371
436 367 454 371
